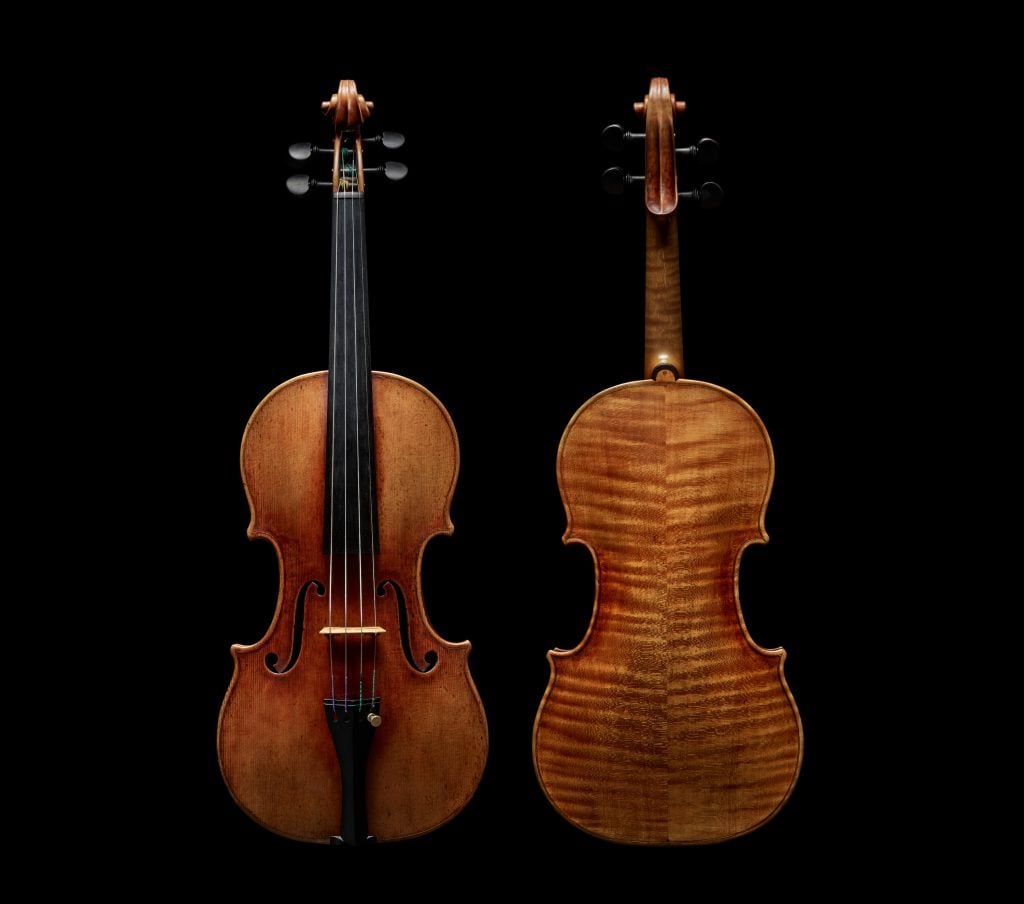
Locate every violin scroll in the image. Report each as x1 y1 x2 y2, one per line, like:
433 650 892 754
638 78 684 216
322 79 374 128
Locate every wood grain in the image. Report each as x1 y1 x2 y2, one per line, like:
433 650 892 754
534 379 802 844
644 212 683 381
218 371 488 843
642 77 679 216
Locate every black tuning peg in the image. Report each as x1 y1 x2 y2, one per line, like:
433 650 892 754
288 142 330 164
290 133 404 158
287 164 408 195
602 124 644 152
679 181 724 209
363 131 405 149
365 161 408 181
286 174 331 196
677 138 720 165
602 167 644 195
604 126 720 167
289 133 405 164
604 168 721 208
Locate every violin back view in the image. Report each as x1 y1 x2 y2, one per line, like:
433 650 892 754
533 79 802 845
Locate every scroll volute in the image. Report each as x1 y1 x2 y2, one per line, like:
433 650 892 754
322 79 374 192
635 78 686 216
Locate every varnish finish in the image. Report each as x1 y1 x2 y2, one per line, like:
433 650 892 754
219 372 488 842
534 381 801 843
218 80 488 844
533 77 802 844
644 214 683 380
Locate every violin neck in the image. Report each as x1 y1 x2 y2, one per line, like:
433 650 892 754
324 191 379 555
644 211 683 382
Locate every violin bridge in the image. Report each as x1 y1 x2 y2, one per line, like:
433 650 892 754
319 626 386 635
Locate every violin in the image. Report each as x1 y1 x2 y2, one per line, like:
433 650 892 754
217 80 488 845
533 78 802 844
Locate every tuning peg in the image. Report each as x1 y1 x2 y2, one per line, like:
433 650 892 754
288 142 332 164
290 134 405 164
364 131 405 149
602 124 644 152
604 126 720 167
602 167 644 195
677 138 720 165
679 181 724 209
286 174 332 195
365 161 408 181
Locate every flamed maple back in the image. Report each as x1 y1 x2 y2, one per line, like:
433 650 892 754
532 78 802 844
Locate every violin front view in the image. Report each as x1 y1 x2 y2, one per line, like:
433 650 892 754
533 78 803 845
217 80 488 845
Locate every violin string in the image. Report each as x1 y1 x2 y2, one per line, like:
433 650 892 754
363 174 379 706
352 155 366 712
327 167 339 714
343 151 353 711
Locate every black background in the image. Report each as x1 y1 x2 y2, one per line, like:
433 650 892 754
144 35 893 865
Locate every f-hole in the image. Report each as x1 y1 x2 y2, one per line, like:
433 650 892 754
266 579 324 674
379 579 437 673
